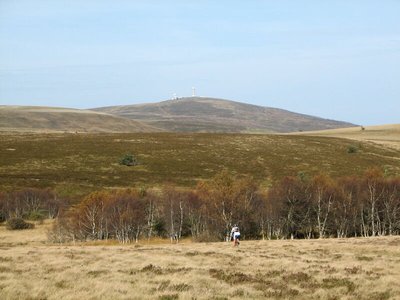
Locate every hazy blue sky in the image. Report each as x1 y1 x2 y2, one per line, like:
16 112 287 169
0 1 399 125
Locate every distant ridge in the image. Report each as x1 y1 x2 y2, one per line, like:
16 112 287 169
93 97 355 133
0 106 159 133
293 123 400 150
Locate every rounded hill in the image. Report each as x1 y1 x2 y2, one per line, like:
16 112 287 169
93 97 355 133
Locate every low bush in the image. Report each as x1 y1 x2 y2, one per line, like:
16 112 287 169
6 218 34 230
0 211 6 223
119 154 138 166
347 145 358 153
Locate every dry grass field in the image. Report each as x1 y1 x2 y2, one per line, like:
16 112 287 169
296 124 400 151
1 222 399 300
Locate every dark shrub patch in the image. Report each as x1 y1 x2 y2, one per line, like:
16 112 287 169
344 266 362 274
347 145 358 154
209 269 259 285
141 264 163 275
158 294 178 300
368 291 391 300
321 277 356 293
170 283 192 292
0 212 6 223
6 218 34 230
282 271 312 283
120 154 138 166
356 255 373 261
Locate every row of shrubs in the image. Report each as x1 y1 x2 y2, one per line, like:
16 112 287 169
47 168 400 243
0 188 66 231
0 188 67 223
2 168 400 243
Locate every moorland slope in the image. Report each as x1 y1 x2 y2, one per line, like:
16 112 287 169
93 97 355 133
0 106 158 133
1 132 399 193
295 123 400 150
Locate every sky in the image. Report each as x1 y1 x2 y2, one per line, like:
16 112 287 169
0 0 399 125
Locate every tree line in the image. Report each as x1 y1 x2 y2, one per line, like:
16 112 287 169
1 168 399 243
0 188 66 222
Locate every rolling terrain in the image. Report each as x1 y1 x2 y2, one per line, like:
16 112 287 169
0 106 158 133
2 98 355 133
93 97 355 133
0 132 399 195
295 123 400 150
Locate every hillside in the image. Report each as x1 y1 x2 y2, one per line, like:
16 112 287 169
1 132 399 194
0 106 158 133
295 124 400 150
93 97 355 133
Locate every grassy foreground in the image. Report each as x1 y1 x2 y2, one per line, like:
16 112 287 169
0 222 399 299
1 132 399 195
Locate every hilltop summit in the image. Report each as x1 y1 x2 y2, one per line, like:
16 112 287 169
93 97 355 133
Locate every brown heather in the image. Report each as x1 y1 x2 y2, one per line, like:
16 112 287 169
0 221 399 299
0 132 399 196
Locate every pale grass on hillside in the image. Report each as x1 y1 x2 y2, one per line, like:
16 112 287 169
294 124 400 150
0 222 399 299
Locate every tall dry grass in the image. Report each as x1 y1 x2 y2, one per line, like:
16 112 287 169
0 222 399 299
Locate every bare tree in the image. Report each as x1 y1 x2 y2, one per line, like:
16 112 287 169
382 177 400 235
310 174 337 238
334 176 361 238
362 168 386 236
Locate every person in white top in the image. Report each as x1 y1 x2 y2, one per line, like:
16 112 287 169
231 225 240 246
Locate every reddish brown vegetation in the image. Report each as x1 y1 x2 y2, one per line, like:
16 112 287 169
1 168 399 242
0 188 66 222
